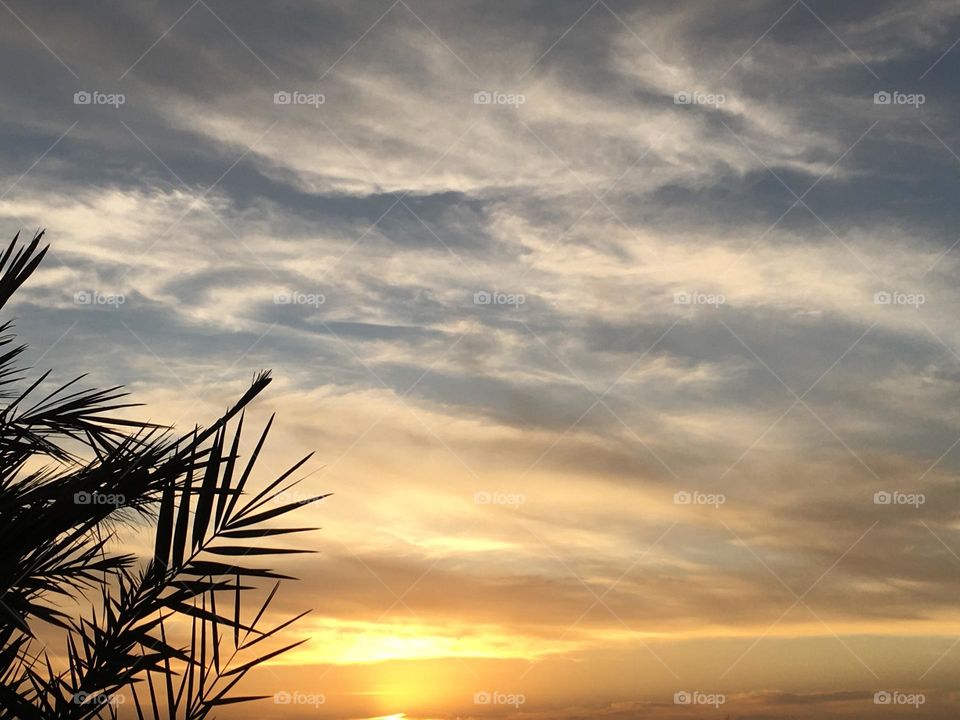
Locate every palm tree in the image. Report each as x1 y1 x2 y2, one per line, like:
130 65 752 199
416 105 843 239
0 230 326 719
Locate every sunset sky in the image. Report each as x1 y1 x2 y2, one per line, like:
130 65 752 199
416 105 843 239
4 0 960 717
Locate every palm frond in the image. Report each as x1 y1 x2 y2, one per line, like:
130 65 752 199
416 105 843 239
0 231 323 719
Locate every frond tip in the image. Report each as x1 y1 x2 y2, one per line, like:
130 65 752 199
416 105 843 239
0 230 48 311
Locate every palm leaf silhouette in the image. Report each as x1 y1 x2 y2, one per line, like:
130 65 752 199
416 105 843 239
0 231 324 718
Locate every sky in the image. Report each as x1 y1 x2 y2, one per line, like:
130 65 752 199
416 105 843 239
3 0 960 717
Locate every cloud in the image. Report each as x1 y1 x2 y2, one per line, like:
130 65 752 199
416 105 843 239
5 2 960 717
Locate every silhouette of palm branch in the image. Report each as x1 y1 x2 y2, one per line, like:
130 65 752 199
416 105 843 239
0 231 325 719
